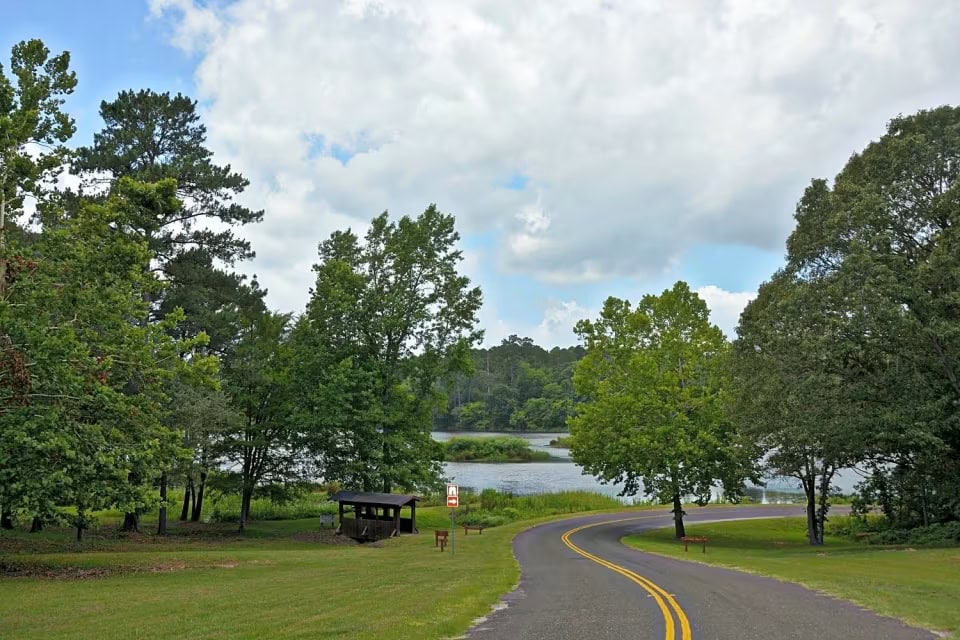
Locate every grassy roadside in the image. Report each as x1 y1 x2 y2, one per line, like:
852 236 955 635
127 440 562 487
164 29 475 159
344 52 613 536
623 517 960 638
0 495 640 640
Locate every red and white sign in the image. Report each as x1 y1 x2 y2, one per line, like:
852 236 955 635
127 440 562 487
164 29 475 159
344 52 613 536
447 484 459 508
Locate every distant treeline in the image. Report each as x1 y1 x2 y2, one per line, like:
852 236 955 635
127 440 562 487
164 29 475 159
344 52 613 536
434 335 584 432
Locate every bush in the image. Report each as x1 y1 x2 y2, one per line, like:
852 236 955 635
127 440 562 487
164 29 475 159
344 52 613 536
837 519 960 546
903 522 960 546
441 436 553 462
458 510 510 528
548 436 574 448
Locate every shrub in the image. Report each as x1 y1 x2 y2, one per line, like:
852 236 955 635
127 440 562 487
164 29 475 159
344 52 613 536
441 436 553 462
848 520 960 546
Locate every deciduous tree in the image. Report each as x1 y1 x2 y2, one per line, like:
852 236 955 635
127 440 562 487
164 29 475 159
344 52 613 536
296 206 482 493
570 282 756 538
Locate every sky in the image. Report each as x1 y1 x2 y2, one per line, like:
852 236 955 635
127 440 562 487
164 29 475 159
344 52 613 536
4 0 960 347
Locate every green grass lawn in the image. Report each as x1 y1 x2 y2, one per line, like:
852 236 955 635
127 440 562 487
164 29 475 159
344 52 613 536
624 517 960 638
0 494 636 640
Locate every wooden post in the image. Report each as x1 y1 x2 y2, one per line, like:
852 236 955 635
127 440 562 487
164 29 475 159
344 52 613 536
410 501 417 533
337 501 344 531
393 506 400 535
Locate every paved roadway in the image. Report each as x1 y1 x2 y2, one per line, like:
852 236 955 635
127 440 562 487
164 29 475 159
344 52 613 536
466 506 935 640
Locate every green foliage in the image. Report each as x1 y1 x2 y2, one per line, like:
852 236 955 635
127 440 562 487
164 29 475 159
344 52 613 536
440 436 553 462
731 273 867 544
295 206 482 494
0 39 77 296
207 491 337 523
548 435 574 448
0 179 217 534
74 89 263 264
734 106 960 542
219 309 299 530
435 335 583 432
570 282 758 535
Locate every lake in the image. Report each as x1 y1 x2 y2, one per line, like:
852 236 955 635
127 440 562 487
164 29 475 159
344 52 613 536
433 431 863 502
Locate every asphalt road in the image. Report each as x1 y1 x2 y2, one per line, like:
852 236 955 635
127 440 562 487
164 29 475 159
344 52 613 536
466 506 935 640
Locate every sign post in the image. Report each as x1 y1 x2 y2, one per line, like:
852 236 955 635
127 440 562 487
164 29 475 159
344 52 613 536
447 484 458 555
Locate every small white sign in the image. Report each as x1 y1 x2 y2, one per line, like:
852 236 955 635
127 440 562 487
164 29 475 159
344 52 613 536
447 484 459 498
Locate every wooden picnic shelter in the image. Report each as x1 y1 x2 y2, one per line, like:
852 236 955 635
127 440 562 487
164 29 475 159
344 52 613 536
330 491 420 541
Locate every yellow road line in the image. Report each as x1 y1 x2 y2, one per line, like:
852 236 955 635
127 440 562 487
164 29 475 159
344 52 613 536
561 516 693 640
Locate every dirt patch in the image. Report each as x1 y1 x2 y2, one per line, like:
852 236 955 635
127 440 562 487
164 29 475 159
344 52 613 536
0 559 224 580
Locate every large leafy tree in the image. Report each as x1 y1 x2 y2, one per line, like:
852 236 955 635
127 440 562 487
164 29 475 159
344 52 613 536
787 107 960 523
220 309 298 532
0 39 76 527
0 179 216 538
74 89 266 529
570 282 756 538
295 206 482 493
0 39 76 299
731 273 872 544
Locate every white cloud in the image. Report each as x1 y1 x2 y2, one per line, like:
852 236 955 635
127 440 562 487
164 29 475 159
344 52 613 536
150 0 960 321
482 286 754 348
529 300 594 348
695 285 756 339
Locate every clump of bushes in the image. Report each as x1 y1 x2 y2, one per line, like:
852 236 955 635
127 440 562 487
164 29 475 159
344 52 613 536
868 522 960 546
548 436 574 448
826 515 960 546
441 436 553 462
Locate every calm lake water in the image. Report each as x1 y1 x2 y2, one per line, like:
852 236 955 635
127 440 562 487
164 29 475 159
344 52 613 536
433 431 862 501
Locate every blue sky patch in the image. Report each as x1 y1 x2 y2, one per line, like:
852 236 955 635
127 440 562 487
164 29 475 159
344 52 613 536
501 173 529 190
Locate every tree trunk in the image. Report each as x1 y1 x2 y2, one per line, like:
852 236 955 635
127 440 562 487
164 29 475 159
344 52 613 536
76 508 85 542
815 467 834 546
120 472 141 532
0 509 13 530
920 476 930 528
191 471 207 522
1 180 8 299
30 517 43 533
239 486 253 533
180 478 192 521
157 472 168 535
672 492 686 539
804 479 821 545
121 511 139 532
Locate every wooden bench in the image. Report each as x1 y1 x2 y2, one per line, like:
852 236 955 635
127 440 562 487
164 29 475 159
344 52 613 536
435 529 449 551
681 536 709 553
463 524 484 535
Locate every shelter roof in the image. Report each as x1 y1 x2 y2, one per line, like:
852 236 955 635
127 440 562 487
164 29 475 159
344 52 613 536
329 491 420 507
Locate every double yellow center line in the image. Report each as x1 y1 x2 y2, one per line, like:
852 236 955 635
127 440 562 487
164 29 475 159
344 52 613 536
560 517 693 640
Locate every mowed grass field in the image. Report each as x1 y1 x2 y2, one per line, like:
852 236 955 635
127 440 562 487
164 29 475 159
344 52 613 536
624 517 960 638
0 494 628 640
